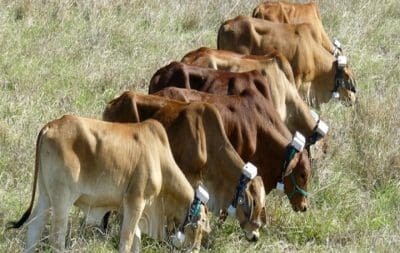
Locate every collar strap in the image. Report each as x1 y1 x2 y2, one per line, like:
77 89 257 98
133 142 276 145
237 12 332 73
306 111 329 146
173 186 209 248
277 132 305 189
332 55 348 97
282 146 297 174
282 132 305 174
332 38 342 57
179 186 209 233
227 162 257 216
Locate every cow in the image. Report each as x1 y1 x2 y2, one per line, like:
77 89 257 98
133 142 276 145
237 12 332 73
180 48 329 144
252 1 342 57
147 85 312 213
7 116 210 253
148 61 268 96
103 92 267 241
217 15 356 107
150 61 328 147
181 47 296 84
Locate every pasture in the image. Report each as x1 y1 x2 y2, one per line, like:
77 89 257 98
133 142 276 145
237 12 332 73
0 0 399 252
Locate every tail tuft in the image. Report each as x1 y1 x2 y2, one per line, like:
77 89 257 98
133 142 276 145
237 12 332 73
6 209 32 230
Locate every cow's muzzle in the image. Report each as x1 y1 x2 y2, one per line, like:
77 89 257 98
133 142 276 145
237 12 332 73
245 229 260 242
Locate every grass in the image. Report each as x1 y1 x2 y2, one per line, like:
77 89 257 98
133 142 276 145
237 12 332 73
1 0 399 252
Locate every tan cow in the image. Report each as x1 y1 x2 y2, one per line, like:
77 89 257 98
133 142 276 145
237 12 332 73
252 1 342 56
8 116 210 253
181 47 329 143
181 47 296 84
103 92 267 241
217 15 356 107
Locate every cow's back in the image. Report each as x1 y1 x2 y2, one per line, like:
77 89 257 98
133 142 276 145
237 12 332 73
41 115 169 199
252 1 333 53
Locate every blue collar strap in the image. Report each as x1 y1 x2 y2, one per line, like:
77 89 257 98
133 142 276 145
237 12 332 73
180 186 209 232
282 132 305 176
227 163 257 216
231 174 250 208
276 132 309 199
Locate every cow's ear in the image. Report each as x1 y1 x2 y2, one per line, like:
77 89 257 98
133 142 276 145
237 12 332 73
260 206 267 225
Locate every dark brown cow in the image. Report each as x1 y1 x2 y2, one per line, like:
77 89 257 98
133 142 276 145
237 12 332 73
103 92 266 240
149 61 268 96
217 15 356 107
151 86 312 212
149 61 327 146
180 47 329 143
252 1 342 56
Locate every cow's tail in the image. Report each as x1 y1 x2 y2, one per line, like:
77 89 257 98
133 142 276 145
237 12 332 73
7 126 48 229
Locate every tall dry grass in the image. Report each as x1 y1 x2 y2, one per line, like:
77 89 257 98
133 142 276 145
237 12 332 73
1 0 399 252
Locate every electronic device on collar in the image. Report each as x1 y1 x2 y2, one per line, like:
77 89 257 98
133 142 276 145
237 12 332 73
291 132 306 152
337 55 347 69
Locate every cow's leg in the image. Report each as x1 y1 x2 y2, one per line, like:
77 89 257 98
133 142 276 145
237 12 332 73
49 189 76 251
119 196 145 253
131 226 141 253
25 180 50 253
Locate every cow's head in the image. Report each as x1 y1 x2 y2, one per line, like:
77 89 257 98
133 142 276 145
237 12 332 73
225 163 266 241
235 175 267 241
172 186 211 253
332 56 357 105
276 132 311 212
282 149 311 212
182 204 211 253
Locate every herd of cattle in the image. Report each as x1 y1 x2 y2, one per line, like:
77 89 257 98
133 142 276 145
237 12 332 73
8 1 357 253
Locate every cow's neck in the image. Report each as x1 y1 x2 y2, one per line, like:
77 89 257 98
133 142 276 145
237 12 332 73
161 163 195 234
310 46 337 103
137 95 184 121
204 144 245 214
260 125 292 194
282 76 316 136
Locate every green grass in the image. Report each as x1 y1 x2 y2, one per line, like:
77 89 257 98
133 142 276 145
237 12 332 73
1 0 399 252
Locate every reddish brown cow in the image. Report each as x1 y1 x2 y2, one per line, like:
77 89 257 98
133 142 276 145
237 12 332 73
153 86 312 212
217 15 356 107
252 1 342 56
149 61 267 96
149 61 327 146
